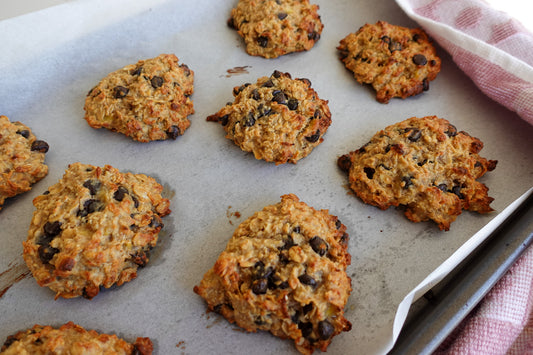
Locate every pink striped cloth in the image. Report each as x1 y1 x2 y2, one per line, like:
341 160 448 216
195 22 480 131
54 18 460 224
395 0 533 126
434 245 533 354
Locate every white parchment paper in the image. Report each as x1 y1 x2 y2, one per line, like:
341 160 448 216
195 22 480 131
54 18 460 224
1 0 532 354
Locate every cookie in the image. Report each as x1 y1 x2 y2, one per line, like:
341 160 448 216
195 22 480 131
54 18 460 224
0 115 49 210
228 0 323 58
84 54 194 142
22 162 171 299
1 322 152 354
207 70 331 164
337 116 497 231
338 21 441 103
194 194 351 355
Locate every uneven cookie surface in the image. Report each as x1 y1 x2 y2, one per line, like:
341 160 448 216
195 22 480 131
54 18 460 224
84 54 194 142
338 21 441 103
228 0 323 58
23 162 171 299
1 322 152 355
0 115 49 210
207 70 331 164
194 194 351 355
338 116 497 230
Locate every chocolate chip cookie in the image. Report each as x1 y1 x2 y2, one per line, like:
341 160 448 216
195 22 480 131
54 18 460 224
22 162 171 299
338 21 441 103
337 116 497 231
207 70 331 164
0 115 49 210
228 0 323 58
84 54 194 142
1 322 152 354
194 194 351 355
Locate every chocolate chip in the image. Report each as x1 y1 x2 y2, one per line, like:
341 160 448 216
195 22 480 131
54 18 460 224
364 167 375 179
417 159 427 167
298 274 317 287
445 124 457 137
340 232 349 246
452 185 464 199
151 76 164 88
262 79 274 88
293 226 301 234
412 34 421 42
272 90 287 105
305 130 320 143
252 278 268 295
287 98 298 110
303 303 314 314
408 129 421 142
113 186 128 202
167 125 181 139
38 245 59 264
310 236 328 256
16 130 30 138
335 219 342 229
257 36 269 48
251 89 260 100
437 183 447 192
43 221 62 239
430 60 437 66
113 86 129 98
313 110 322 119
299 78 312 86
402 176 413 188
272 70 283 78
31 140 49 153
219 114 229 126
132 195 140 208
130 66 142 76
77 199 101 217
278 281 289 289
337 155 352 172
227 17 236 29
308 31 320 41
389 40 402 52
298 322 313 338
277 12 287 20
83 179 101 195
381 36 391 44
318 320 334 340
233 83 250 96
413 54 428 66
422 78 430 91
279 235 295 250
243 113 256 127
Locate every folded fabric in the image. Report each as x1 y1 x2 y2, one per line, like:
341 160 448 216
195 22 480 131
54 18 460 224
396 0 533 125
434 245 533 354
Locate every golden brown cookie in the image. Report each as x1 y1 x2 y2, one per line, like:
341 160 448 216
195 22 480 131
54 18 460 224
0 115 49 210
207 70 331 164
194 194 351 355
337 116 497 231
23 162 171 299
84 54 194 142
228 0 323 58
1 322 152 355
338 21 441 103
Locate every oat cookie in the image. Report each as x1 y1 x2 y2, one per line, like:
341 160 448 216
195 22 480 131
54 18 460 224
1 322 152 355
338 21 441 103
207 70 331 164
0 115 49 210
337 116 497 231
194 194 351 355
84 54 194 142
228 0 323 58
22 162 171 299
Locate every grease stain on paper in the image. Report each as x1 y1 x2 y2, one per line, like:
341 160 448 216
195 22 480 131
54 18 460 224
223 66 251 78
226 205 241 225
0 258 30 298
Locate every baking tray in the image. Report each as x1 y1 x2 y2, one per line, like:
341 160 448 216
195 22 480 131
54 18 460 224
1 0 532 354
